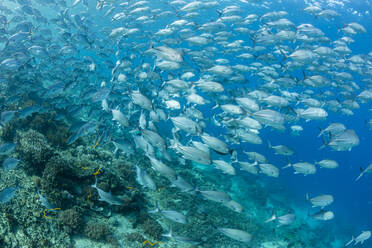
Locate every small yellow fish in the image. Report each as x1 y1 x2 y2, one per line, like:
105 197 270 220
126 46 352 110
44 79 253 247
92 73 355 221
43 208 61 219
142 240 162 247
157 187 165 192
93 166 102 179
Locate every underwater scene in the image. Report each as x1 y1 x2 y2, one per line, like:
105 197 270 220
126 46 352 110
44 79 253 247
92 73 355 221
0 0 372 247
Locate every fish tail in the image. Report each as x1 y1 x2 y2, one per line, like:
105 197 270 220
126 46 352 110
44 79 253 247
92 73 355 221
319 136 329 150
211 103 219 110
355 172 364 182
280 49 288 64
162 226 173 238
282 163 291 169
317 127 323 137
91 178 97 188
345 236 354 246
265 212 276 223
148 201 160 213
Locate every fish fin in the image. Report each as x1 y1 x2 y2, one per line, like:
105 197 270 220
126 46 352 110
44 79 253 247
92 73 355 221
282 163 291 169
319 136 329 150
91 178 98 189
317 127 323 137
306 193 309 201
279 50 287 64
345 236 354 246
265 212 276 223
113 148 119 159
355 172 364 182
162 226 173 238
148 201 160 213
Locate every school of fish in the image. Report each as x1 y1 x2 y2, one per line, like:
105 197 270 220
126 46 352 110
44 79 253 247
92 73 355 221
0 0 371 246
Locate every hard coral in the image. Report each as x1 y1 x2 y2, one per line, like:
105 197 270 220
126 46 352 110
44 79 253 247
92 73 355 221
41 154 88 208
136 213 163 240
57 208 82 234
16 129 54 175
126 232 145 243
27 113 70 148
83 221 111 241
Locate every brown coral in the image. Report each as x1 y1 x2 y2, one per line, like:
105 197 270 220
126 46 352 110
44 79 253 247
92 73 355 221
57 208 83 234
16 129 54 175
83 221 111 241
135 213 163 240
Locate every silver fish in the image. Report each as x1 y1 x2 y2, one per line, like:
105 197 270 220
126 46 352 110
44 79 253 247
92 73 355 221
345 231 371 246
355 163 372 181
259 163 280 178
212 160 235 175
316 159 339 169
223 200 244 213
91 180 124 206
268 142 294 156
170 176 195 193
217 227 252 243
265 213 296 226
310 210 334 221
135 165 156 191
307 194 334 208
322 129 359 151
163 226 200 245
198 190 231 203
150 203 187 224
148 156 176 180
173 142 211 165
284 162 316 175
171 116 201 135
201 133 229 154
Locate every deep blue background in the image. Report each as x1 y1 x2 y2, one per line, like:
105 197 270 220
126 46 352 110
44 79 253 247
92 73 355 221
242 0 372 234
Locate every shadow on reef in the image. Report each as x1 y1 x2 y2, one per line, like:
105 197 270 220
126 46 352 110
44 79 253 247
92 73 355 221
0 112 164 247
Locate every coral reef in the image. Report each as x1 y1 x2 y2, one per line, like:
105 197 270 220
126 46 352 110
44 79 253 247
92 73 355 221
0 120 147 247
125 232 146 243
83 220 117 245
57 207 83 234
21 112 70 148
16 129 54 175
40 153 90 208
0 171 71 247
135 212 163 240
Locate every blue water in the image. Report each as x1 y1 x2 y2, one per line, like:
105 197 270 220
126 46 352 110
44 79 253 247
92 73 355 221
199 0 372 243
268 0 372 232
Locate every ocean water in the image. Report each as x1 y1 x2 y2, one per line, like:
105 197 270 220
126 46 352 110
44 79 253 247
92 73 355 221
0 0 371 247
